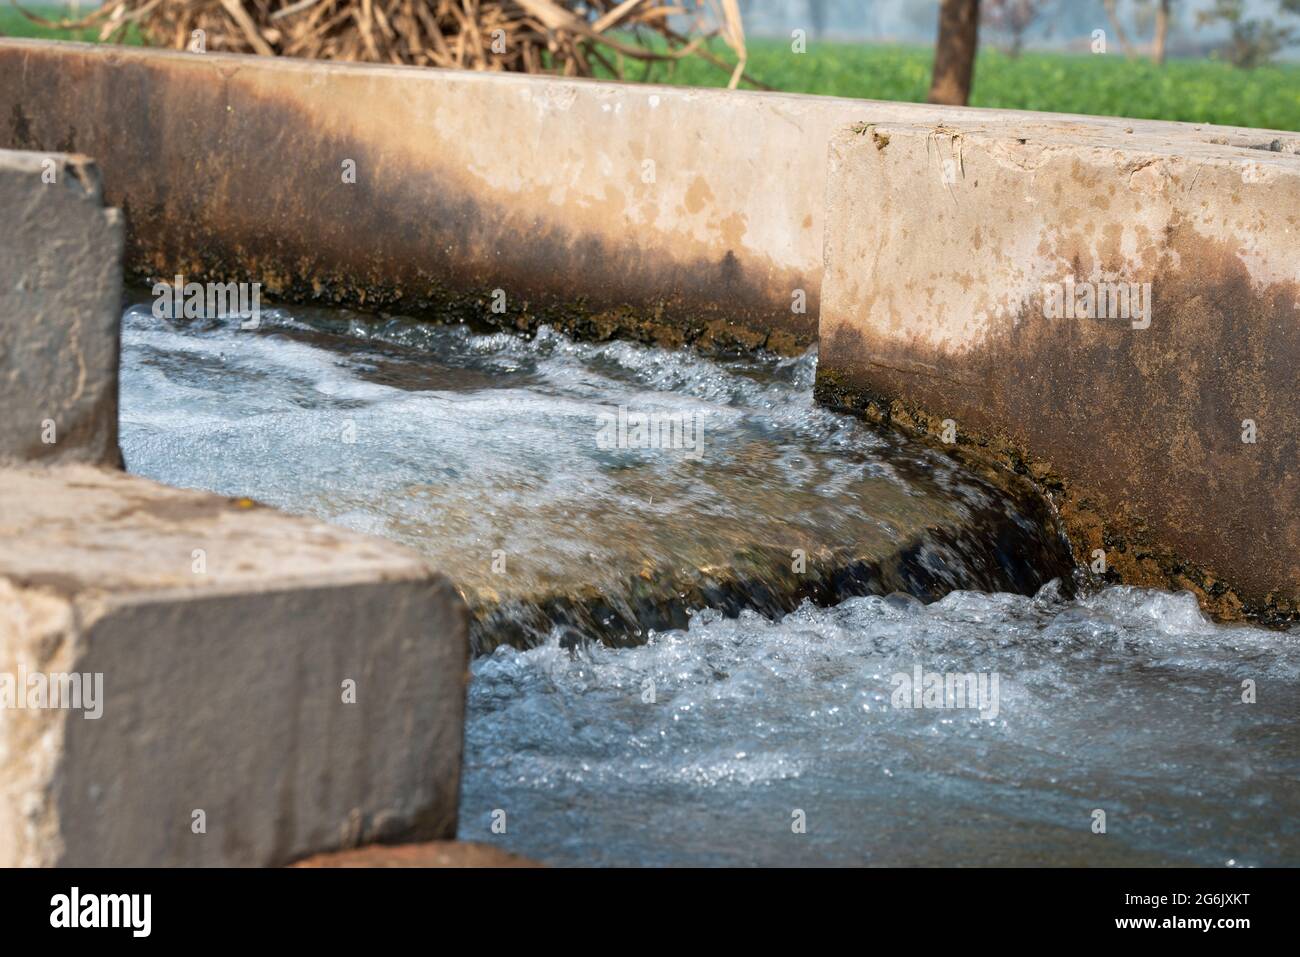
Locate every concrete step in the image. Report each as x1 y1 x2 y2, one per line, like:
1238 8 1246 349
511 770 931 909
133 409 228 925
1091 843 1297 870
0 147 123 466
0 464 469 866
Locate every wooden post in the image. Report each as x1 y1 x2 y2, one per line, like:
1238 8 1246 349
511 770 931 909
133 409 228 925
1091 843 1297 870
927 0 981 107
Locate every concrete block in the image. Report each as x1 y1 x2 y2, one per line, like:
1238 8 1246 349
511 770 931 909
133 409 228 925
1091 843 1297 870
0 148 124 466
819 120 1300 620
0 465 469 866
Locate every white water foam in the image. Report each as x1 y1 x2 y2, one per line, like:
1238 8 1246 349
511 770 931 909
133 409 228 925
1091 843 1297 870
462 583 1298 866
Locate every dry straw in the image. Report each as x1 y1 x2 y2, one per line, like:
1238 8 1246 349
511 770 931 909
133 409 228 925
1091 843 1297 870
11 0 759 88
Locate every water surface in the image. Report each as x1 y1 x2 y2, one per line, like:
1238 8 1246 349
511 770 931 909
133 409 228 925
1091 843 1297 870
118 301 1069 648
117 301 1299 867
462 584 1298 866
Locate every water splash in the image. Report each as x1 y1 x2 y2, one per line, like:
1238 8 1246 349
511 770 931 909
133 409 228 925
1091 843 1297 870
119 301 1073 649
462 583 1299 866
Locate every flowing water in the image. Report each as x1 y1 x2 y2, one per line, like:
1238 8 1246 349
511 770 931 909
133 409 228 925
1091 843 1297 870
116 299 1072 649
118 300 1300 867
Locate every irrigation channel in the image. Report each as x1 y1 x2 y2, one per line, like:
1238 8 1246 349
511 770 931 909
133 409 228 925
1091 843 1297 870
118 298 1300 867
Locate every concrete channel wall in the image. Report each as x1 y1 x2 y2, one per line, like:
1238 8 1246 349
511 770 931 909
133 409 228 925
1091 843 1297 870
0 149 471 865
819 122 1300 622
2 39 1294 354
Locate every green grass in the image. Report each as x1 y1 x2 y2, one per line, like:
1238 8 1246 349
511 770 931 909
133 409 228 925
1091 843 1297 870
0 4 131 43
3 12 1296 132
624 39 1300 132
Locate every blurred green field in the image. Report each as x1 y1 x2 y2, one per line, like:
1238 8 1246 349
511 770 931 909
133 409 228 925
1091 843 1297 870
0 4 140 42
2 9 1296 132
645 39 1300 132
